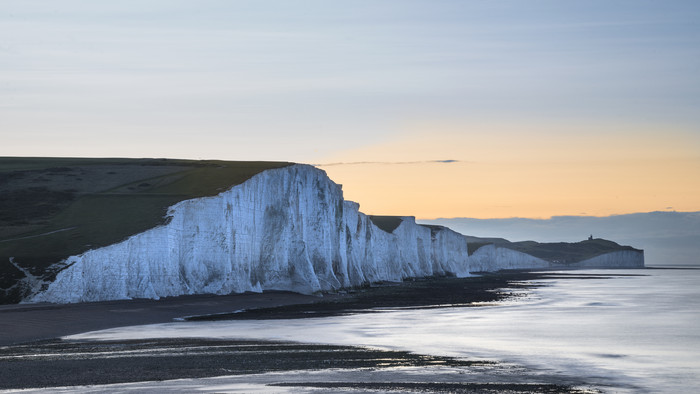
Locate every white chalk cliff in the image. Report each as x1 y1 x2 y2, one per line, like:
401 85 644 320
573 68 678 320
571 250 645 269
27 165 643 304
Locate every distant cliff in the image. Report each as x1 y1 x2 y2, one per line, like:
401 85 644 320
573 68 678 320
465 236 644 271
1 161 643 304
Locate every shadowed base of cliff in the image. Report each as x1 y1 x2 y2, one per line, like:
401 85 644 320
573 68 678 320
185 271 647 322
185 271 546 321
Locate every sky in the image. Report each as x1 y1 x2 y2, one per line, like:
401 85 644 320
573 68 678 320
2 1 699 219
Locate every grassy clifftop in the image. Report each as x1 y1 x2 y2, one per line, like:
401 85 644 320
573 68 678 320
0 157 289 302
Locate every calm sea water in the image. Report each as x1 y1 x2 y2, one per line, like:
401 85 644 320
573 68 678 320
68 268 700 393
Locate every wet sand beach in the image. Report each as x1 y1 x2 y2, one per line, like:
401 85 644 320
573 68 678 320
1 272 547 346
0 273 599 393
0 291 328 346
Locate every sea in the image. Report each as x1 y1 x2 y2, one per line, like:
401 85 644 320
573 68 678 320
62 267 700 393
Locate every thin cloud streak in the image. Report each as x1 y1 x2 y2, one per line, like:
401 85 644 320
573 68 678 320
313 159 462 167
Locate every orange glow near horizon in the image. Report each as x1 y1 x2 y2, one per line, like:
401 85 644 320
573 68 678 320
316 124 700 219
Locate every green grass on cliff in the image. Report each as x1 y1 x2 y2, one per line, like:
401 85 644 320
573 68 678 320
508 238 640 264
0 157 290 301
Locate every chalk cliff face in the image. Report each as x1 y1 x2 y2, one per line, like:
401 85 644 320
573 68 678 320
570 250 645 269
468 245 645 272
28 165 470 303
469 245 551 272
27 165 643 304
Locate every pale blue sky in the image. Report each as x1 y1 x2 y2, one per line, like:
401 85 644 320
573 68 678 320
2 1 698 161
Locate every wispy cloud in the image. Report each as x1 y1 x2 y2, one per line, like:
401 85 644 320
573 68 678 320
312 160 462 167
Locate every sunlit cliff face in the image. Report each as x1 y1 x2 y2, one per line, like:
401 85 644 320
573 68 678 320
318 123 700 219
